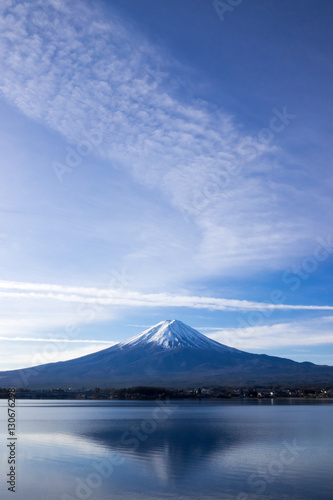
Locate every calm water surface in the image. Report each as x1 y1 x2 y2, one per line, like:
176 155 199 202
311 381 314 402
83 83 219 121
1 399 333 500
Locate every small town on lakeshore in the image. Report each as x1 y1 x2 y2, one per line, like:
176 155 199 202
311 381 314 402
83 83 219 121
1 385 333 400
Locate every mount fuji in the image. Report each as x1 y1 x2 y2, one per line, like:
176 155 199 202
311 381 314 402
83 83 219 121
1 319 333 389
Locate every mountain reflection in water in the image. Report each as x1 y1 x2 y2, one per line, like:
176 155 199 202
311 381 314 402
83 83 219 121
1 400 333 500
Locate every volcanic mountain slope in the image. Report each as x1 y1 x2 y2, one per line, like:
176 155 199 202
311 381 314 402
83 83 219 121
1 320 333 389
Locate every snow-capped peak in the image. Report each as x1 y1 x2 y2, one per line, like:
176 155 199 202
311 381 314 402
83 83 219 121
118 319 234 351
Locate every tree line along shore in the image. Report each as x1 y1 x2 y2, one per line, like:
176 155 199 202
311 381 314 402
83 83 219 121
1 385 333 400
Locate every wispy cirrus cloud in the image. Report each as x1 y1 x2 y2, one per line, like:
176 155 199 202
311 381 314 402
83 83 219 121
0 280 332 312
0 0 329 280
205 317 333 350
0 336 113 344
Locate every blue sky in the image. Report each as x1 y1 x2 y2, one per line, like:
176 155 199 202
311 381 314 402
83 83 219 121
1 0 333 371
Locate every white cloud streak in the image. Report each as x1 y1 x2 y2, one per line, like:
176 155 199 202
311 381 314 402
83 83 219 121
0 280 332 312
205 317 333 350
0 336 114 344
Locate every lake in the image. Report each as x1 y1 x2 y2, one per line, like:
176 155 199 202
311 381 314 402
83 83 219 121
1 399 333 499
